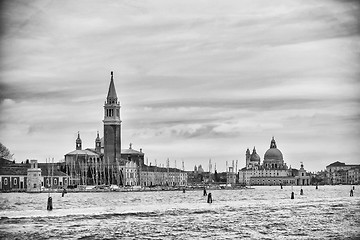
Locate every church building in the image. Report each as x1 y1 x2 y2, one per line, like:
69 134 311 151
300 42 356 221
64 72 187 188
64 72 139 186
239 137 311 186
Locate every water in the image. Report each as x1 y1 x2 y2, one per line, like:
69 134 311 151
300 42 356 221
0 185 359 239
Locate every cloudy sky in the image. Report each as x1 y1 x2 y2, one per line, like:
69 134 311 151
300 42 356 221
1 0 359 172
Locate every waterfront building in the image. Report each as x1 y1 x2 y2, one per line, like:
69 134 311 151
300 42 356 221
124 159 138 186
140 165 187 187
348 167 360 185
122 144 144 167
64 134 102 186
326 161 360 185
0 159 69 192
238 137 311 186
187 165 213 184
226 166 237 185
63 72 187 187
27 160 41 192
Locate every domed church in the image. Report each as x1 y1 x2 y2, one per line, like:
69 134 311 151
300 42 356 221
239 137 310 186
263 137 286 169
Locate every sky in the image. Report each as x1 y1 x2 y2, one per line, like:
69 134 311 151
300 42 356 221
0 0 359 172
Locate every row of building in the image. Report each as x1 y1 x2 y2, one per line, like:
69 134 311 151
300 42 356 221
0 157 69 192
0 72 187 192
187 137 312 186
325 161 360 185
1 71 357 192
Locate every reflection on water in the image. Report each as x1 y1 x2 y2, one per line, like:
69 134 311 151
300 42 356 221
0 185 359 239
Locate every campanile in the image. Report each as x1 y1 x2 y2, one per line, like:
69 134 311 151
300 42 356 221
103 71 121 164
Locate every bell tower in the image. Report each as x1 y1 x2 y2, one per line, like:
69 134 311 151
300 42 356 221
103 71 121 164
95 131 101 153
245 148 250 168
76 131 82 150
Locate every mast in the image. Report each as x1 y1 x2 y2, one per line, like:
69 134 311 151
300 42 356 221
155 159 157 186
146 158 149 186
89 159 94 185
52 158 54 191
79 158 82 185
111 161 115 185
115 158 120 186
167 158 170 186
83 159 86 185
107 157 110 185
95 157 98 185
46 158 50 195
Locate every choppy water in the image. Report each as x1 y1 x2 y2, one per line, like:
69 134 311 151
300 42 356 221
0 185 359 239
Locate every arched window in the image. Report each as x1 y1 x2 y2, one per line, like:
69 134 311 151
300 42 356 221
4 178 8 185
54 178 58 185
14 178 17 185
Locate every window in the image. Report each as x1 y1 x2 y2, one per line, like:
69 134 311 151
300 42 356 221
4 178 8 185
46 179 49 185
54 179 57 185
14 178 17 185
34 184 37 188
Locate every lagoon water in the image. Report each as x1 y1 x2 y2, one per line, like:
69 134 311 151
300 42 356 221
0 185 359 239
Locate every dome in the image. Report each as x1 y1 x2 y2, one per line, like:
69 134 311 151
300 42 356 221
250 153 260 161
264 148 283 161
250 147 260 162
250 153 260 162
264 137 283 161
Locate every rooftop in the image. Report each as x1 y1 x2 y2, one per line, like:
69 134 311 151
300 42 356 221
0 163 68 176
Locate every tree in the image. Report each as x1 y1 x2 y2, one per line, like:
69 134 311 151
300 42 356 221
0 142 14 159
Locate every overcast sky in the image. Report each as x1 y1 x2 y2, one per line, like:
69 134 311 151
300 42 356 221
1 0 359 172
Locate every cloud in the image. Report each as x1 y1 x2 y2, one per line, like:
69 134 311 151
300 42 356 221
0 0 359 171
135 96 358 112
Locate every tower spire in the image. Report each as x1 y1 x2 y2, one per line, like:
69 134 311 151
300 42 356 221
107 71 118 103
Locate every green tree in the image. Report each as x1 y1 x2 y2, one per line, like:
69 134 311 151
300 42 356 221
0 142 14 159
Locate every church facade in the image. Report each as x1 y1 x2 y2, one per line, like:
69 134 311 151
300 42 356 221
238 137 311 186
